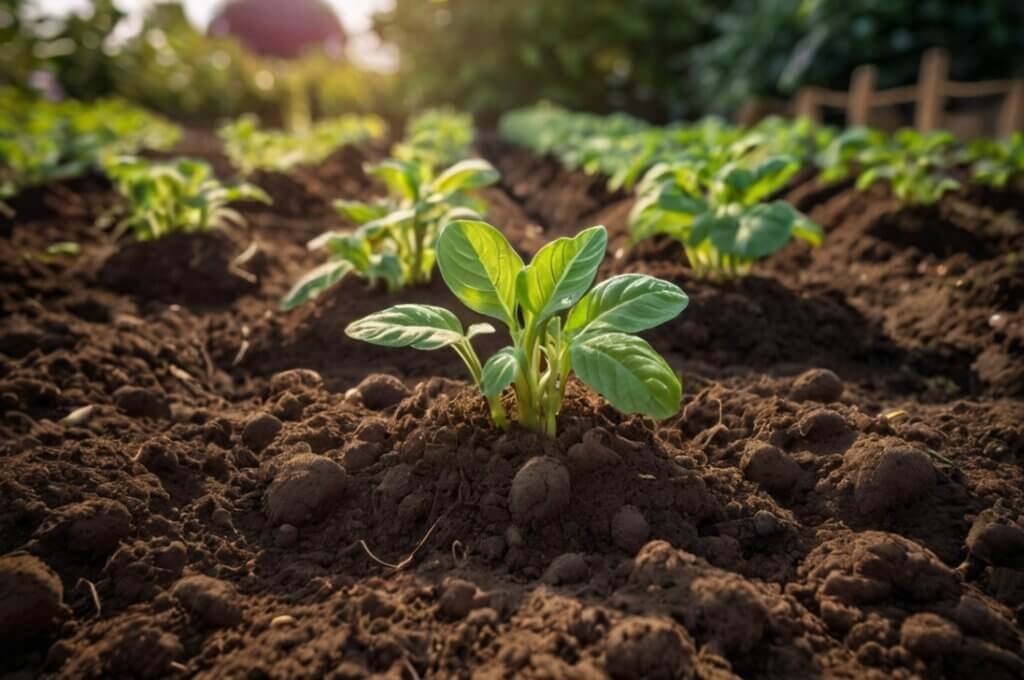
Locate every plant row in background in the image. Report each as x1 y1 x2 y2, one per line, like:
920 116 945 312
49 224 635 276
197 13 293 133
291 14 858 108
0 87 180 211
283 109 499 308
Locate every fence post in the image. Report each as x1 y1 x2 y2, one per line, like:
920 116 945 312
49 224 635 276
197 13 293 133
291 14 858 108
794 88 819 122
998 80 1024 137
848 65 876 126
916 48 949 131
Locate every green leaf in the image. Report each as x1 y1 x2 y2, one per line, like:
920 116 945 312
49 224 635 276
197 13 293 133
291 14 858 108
711 202 801 259
656 185 707 216
687 212 737 247
345 304 466 350
436 219 524 326
517 225 607 323
792 215 824 247
565 274 688 339
366 159 420 200
334 199 388 225
45 241 81 256
366 253 404 291
467 323 496 339
481 347 518 398
430 158 499 194
570 333 681 419
358 208 416 240
281 260 353 310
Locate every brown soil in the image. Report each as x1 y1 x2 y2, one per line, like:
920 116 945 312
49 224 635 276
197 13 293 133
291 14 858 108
1 135 1022 679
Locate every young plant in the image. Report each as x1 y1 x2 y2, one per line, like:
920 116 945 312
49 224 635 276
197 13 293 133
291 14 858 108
854 129 960 205
630 155 823 281
103 156 270 241
965 133 1024 190
345 221 688 436
392 108 475 170
282 157 499 309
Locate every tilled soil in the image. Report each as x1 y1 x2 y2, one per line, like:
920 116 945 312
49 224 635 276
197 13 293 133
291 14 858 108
0 134 1022 679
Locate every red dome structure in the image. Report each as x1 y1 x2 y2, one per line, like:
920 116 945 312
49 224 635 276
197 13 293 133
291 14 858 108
208 0 346 59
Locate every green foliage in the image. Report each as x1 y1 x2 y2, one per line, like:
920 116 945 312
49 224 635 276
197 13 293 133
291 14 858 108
0 88 179 204
965 133 1024 190
694 0 1024 112
392 108 475 171
373 0 713 121
282 156 498 309
346 221 688 436
103 155 270 241
630 153 822 280
219 113 387 175
818 128 960 205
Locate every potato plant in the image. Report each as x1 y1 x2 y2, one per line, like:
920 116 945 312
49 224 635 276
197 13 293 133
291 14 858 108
219 113 387 175
630 155 823 280
282 157 499 309
346 220 688 436
103 156 270 241
965 133 1024 190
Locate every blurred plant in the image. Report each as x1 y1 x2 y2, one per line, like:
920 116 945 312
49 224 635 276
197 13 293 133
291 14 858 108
392 108 474 171
694 0 1024 112
0 88 179 206
964 133 1024 191
630 153 822 280
283 157 499 308
219 113 387 175
103 155 270 240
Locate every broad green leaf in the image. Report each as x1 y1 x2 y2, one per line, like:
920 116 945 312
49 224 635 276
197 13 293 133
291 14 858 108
656 185 707 216
481 347 518 398
345 304 465 350
334 199 388 225
281 260 352 310
436 219 524 325
366 253 403 291
366 159 420 200
565 274 688 338
430 158 499 194
687 212 737 247
711 202 800 259
517 225 607 323
358 208 416 240
570 333 681 419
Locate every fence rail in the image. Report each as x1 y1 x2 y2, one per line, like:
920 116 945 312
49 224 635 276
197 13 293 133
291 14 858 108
791 48 1024 137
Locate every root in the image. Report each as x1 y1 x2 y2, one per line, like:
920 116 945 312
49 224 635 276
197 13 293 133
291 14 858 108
359 506 452 571
76 578 102 617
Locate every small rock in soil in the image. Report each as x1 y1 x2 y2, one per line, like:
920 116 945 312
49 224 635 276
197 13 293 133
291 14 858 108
61 404 95 426
790 368 844 403
354 373 411 410
797 408 852 441
966 511 1024 567
269 368 323 395
340 440 382 472
605 616 696 680
272 393 304 421
740 441 801 494
438 578 480 620
35 498 133 557
264 453 348 526
509 456 570 526
0 553 67 641
242 412 283 452
113 385 171 419
611 505 650 554
900 613 962 659
753 510 782 536
854 446 936 517
275 524 299 548
154 541 188 574
544 553 590 585
172 575 243 628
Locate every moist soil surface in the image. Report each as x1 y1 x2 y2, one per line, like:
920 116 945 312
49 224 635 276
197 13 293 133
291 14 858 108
1 132 1023 679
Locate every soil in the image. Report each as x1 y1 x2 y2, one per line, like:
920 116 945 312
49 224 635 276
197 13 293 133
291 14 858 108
1 132 1022 679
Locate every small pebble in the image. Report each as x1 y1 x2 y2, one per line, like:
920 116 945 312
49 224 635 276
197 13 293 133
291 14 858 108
275 524 299 548
271 615 296 627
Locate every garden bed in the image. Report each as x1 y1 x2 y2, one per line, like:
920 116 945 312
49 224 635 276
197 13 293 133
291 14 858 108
1 134 1022 679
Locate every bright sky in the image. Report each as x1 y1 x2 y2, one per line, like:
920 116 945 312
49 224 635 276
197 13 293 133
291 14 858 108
30 0 396 67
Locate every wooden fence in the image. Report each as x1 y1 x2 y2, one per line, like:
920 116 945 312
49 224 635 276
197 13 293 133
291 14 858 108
790 48 1024 137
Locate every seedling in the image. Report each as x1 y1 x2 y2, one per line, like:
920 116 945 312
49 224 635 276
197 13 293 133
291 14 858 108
855 130 960 205
346 221 688 436
282 157 498 309
219 113 387 175
392 108 474 170
103 156 270 241
965 133 1024 190
629 155 822 280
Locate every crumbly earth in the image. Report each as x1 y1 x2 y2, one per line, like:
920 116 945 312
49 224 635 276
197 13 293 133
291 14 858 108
0 132 1021 679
